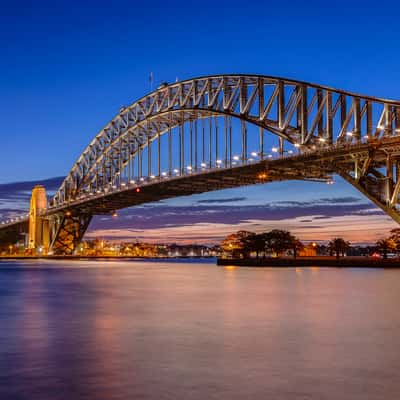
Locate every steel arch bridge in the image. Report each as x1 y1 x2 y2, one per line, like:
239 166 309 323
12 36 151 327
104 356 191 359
2 74 400 254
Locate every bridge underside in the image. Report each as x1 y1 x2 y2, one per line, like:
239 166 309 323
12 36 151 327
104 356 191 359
57 159 329 216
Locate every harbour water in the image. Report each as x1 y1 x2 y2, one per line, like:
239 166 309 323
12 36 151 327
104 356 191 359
0 259 399 399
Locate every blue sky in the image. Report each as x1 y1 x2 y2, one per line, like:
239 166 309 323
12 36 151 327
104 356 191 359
0 0 399 243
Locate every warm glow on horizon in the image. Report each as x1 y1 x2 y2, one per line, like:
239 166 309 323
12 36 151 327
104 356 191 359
85 212 397 245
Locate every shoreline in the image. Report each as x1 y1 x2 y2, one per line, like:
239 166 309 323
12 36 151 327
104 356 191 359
0 255 215 261
217 256 400 268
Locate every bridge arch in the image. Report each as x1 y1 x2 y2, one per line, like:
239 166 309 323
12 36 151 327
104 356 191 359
53 74 400 209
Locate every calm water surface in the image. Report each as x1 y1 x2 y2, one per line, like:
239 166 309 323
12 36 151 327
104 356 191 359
0 260 400 399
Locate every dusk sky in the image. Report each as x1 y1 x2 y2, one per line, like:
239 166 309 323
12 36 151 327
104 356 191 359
1 0 400 244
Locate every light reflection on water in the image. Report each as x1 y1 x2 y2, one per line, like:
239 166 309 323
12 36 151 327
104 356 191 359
0 260 400 399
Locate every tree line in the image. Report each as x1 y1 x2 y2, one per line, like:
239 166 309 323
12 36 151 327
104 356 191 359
221 230 351 259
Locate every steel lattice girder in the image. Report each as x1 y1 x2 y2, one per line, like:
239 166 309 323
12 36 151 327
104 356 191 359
52 74 400 206
50 214 92 255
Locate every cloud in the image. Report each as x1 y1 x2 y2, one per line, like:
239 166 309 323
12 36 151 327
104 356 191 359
86 213 397 245
86 201 395 244
319 196 362 204
0 177 63 205
196 197 247 204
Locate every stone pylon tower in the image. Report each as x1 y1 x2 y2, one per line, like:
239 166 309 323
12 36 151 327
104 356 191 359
28 185 49 253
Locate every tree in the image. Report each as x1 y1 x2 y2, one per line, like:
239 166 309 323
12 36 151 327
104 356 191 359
376 238 395 259
292 238 304 259
328 237 350 259
387 229 400 255
240 233 266 258
264 229 295 257
221 230 253 258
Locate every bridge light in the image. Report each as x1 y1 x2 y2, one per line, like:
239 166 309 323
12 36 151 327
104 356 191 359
112 211 118 218
173 169 179 174
121 182 126 187
135 187 141 193
233 155 240 161
186 166 192 170
150 175 156 179
248 158 254 162
258 172 267 179
346 131 353 137
288 150 293 154
319 137 326 142
268 154 273 158
216 160 222 165
271 147 278 153
130 180 136 184
140 177 144 182
201 162 207 168
65 211 71 217
161 172 167 176
251 152 258 157
294 143 300 148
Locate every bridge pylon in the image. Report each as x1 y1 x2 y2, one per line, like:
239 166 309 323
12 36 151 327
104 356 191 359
28 185 50 254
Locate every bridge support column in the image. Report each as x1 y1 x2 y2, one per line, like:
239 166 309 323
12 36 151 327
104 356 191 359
50 213 92 255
